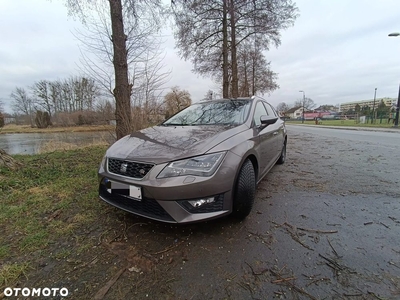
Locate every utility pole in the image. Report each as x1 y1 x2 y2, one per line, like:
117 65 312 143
371 88 377 124
299 90 305 123
394 84 400 127
387 33 400 127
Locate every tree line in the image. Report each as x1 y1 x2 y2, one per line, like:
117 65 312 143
347 101 393 118
9 74 193 130
276 98 318 113
10 76 102 127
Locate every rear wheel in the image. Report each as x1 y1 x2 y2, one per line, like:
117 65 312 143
276 141 286 165
232 159 256 219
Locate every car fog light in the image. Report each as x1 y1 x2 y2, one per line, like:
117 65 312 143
188 197 215 208
101 178 111 189
101 177 109 184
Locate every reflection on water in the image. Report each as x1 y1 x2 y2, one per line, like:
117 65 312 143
0 131 116 155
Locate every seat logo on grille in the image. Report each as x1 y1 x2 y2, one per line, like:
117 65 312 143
139 169 146 175
120 163 128 173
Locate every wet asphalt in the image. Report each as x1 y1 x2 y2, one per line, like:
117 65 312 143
157 125 400 299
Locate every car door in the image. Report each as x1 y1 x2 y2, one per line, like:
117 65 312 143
252 101 276 177
264 102 284 159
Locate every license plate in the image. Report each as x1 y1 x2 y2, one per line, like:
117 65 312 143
110 181 142 201
129 185 142 200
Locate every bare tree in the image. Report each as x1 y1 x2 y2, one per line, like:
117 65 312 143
172 0 298 98
131 48 171 129
294 97 316 110
237 42 279 97
10 87 35 127
31 80 53 117
276 102 290 114
164 87 192 118
67 0 165 139
96 98 115 122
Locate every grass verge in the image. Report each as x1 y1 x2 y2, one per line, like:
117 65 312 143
0 145 107 289
0 145 184 299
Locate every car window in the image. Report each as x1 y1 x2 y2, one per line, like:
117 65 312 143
163 99 252 126
253 101 268 127
264 102 277 117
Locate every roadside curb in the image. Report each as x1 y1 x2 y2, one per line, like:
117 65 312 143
286 123 400 134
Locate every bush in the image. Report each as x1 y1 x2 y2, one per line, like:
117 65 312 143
35 111 51 128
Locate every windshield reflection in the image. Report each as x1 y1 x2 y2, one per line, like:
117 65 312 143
163 100 252 126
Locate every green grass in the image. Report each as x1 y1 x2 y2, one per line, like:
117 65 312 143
288 119 396 128
0 263 30 287
0 246 9 260
0 145 108 288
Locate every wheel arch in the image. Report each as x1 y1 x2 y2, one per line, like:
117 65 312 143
246 154 259 182
232 150 259 191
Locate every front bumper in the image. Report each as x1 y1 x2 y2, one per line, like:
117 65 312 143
98 151 240 223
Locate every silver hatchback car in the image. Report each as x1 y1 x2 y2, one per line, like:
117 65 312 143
98 96 287 223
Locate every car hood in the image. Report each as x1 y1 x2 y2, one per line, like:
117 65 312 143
106 125 246 164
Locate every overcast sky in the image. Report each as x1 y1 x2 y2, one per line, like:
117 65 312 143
1 0 400 113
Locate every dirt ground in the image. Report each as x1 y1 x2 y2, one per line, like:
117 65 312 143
12 127 400 299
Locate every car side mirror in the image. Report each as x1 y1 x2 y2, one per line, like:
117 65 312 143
260 115 278 125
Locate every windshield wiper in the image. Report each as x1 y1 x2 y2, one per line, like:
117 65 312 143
161 123 191 126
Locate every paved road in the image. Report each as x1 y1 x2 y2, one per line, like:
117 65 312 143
163 125 400 299
287 124 400 149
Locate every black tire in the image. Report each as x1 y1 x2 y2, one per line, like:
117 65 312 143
232 159 256 219
276 141 286 165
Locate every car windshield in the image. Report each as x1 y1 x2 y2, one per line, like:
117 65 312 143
162 100 252 126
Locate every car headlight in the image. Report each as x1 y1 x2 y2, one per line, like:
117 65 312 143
157 152 226 178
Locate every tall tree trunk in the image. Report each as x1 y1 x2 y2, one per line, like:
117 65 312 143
222 0 229 98
229 0 238 98
252 54 256 96
109 0 132 139
243 58 249 97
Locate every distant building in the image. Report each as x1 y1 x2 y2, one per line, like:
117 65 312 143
340 97 396 112
284 106 304 119
314 105 339 113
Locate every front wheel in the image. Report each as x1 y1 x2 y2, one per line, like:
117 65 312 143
232 159 256 219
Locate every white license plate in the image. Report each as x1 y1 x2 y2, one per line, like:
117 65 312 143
110 181 142 201
129 185 142 200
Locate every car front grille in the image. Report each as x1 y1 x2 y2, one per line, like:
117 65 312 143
99 185 175 222
107 158 154 179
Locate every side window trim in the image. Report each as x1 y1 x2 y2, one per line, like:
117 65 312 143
263 101 276 117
